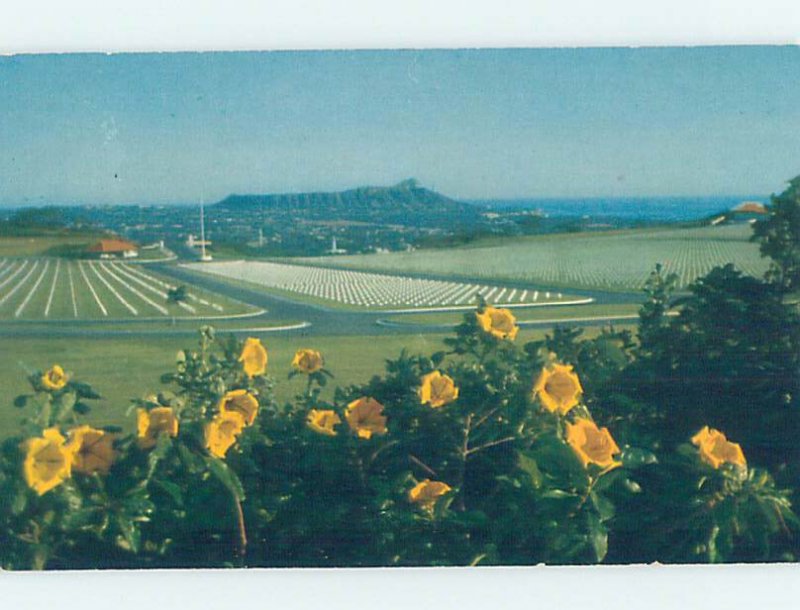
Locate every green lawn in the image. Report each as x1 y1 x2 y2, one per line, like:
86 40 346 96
298 223 769 292
383 302 642 326
0 234 102 257
0 327 592 438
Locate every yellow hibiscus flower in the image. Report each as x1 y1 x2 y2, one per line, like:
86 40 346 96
137 407 179 449
67 426 117 475
418 371 459 408
345 397 388 439
23 428 75 495
41 364 68 391
219 389 259 426
475 305 519 340
239 337 268 378
306 409 342 436
205 411 246 459
408 479 452 514
565 418 622 471
292 348 324 374
532 363 584 415
691 426 747 469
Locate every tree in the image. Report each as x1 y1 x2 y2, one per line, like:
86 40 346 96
167 285 188 306
166 286 189 326
751 175 800 292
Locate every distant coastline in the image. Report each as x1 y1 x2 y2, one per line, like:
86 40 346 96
469 195 768 222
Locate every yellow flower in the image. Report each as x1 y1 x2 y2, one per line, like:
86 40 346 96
532 363 584 415
41 364 68 391
67 426 117 475
565 418 622 471
691 426 747 469
239 337 268 378
418 371 459 408
475 305 519 340
137 407 179 449
345 397 388 439
292 348 324 374
408 479 452 513
307 409 342 436
205 411 246 459
219 389 259 426
23 428 75 495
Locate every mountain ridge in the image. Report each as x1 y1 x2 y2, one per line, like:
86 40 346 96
215 179 483 228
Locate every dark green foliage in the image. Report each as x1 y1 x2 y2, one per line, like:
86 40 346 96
751 176 800 292
166 285 188 305
615 265 800 467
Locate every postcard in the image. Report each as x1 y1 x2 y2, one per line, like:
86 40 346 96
0 47 798 570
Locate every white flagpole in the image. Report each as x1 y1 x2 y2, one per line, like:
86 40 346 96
199 194 211 261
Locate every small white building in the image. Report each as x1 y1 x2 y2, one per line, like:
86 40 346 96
327 237 347 254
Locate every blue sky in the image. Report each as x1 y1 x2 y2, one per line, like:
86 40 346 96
0 47 798 205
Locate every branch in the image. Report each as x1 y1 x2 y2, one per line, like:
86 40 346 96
465 435 516 456
369 440 399 466
471 407 500 430
409 454 438 477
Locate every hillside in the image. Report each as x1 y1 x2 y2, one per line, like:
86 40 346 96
215 179 483 228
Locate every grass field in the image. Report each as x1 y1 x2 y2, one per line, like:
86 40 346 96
0 234 103 257
0 258 260 321
383 302 642 326
0 326 627 437
183 260 580 310
300 223 770 292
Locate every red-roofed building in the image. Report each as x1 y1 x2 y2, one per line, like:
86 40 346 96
86 238 139 259
732 201 768 215
727 201 769 224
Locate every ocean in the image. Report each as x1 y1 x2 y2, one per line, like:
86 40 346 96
470 196 768 222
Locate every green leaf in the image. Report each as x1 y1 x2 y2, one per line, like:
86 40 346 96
73 401 91 415
622 478 642 493
208 457 246 501
541 489 578 500
11 489 27 515
587 513 608 562
619 447 658 469
63 508 99 530
72 382 101 400
517 452 543 489
592 468 624 493
154 478 184 506
146 434 173 478
116 516 141 553
707 524 721 563
590 491 616 521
